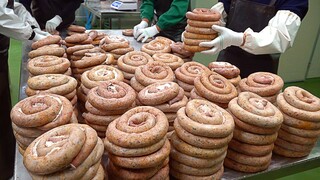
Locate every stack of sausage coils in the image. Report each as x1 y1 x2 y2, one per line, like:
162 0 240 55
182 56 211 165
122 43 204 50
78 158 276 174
83 80 136 138
104 106 170 179
100 35 134 60
10 94 76 155
274 86 320 157
77 65 124 123
226 92 283 172
137 82 188 134
23 124 105 179
170 99 234 179
183 8 221 52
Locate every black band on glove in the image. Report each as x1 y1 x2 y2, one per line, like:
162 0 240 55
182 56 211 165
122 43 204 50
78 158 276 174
28 31 36 40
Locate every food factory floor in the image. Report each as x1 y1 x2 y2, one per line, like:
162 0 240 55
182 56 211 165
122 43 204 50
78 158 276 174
8 39 320 179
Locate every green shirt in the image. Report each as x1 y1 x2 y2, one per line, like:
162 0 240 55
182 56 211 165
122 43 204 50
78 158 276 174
140 0 189 30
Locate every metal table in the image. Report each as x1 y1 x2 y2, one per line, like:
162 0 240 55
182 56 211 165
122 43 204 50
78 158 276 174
81 1 141 29
14 30 320 179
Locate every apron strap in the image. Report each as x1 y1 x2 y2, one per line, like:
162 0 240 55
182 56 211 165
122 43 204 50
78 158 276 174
269 0 277 6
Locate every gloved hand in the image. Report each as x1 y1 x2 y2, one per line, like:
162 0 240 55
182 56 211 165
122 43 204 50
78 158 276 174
136 25 160 43
45 15 62 33
32 32 48 41
200 25 244 55
33 28 51 36
133 20 148 39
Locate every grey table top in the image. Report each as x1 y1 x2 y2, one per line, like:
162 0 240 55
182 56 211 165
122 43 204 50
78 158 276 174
14 30 320 180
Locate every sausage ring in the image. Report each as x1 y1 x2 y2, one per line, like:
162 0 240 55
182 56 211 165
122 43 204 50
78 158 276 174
177 100 235 138
81 65 124 89
105 106 168 148
87 80 136 111
175 61 210 85
26 74 77 98
138 82 180 105
228 92 283 128
194 71 238 104
141 39 171 56
27 55 70 76
186 8 221 21
31 35 62 50
152 53 184 70
117 50 154 75
134 61 175 87
239 72 284 97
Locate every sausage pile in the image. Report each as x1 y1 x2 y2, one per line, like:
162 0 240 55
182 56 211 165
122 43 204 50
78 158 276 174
170 99 234 179
23 124 105 179
104 106 170 179
83 80 136 137
11 94 76 154
274 86 320 157
77 65 124 122
226 92 283 172
100 35 134 60
183 8 221 52
137 82 188 134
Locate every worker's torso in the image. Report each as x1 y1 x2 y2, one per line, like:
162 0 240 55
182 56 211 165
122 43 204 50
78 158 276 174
217 0 279 78
31 0 81 30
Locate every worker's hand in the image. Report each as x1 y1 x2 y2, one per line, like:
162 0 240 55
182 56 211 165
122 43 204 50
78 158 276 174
133 21 148 39
32 32 48 41
45 15 62 33
33 28 51 36
200 25 244 55
136 25 160 43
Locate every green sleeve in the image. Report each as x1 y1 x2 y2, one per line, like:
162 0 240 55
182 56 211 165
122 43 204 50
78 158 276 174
140 0 155 23
157 0 189 30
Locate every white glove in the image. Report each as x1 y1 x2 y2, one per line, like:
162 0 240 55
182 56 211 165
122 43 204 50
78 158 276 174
32 32 48 41
133 21 148 39
181 31 185 42
33 28 51 36
45 15 62 33
136 25 160 43
200 25 244 55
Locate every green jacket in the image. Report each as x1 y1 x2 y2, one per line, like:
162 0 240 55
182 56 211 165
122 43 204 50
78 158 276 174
140 0 189 30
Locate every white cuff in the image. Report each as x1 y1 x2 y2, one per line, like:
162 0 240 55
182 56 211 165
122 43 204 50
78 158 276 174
241 10 301 55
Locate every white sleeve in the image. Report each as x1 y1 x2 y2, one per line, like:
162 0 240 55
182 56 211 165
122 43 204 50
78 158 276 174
14 2 40 28
241 10 301 55
211 2 227 27
0 1 33 41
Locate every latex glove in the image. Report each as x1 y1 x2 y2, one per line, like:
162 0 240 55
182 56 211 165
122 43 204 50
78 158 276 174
181 31 185 42
136 25 160 43
200 25 244 55
133 21 148 39
32 32 48 41
45 15 62 33
33 28 51 36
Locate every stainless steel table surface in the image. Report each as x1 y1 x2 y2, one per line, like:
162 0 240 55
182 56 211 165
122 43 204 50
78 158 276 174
14 30 320 179
81 1 141 29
